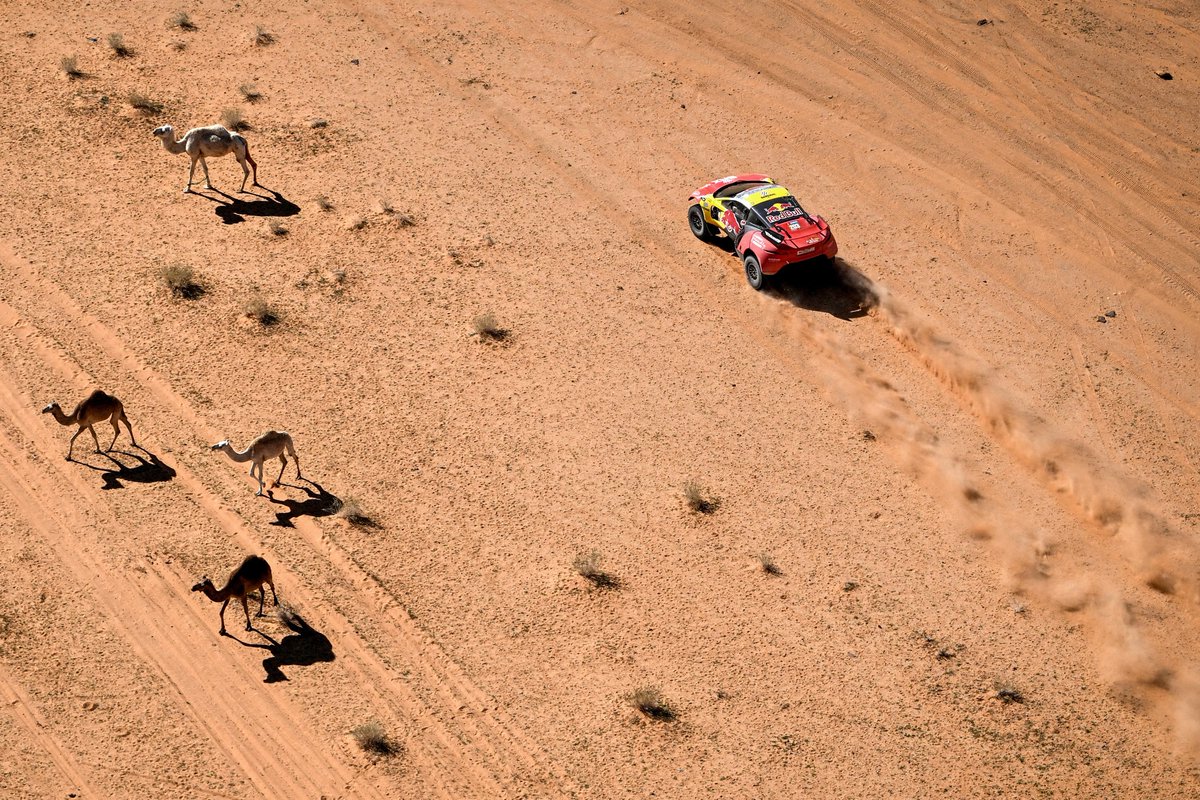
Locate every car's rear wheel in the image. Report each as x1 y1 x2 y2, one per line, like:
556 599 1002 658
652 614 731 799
743 253 767 291
688 204 717 242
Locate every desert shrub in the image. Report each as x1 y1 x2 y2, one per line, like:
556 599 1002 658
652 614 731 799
239 82 262 102
995 683 1025 705
161 263 204 299
683 480 720 514
757 553 782 575
107 33 132 58
315 195 334 212
169 11 197 31
60 55 83 79
127 92 163 115
629 687 675 721
268 220 288 237
243 296 280 326
471 313 508 342
352 722 397 756
221 107 250 131
573 550 619 589
335 497 377 527
253 25 275 46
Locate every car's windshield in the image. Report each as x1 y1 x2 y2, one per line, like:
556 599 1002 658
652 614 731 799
714 180 770 198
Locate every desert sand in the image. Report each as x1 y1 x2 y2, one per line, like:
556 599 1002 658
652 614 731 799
0 0 1197 797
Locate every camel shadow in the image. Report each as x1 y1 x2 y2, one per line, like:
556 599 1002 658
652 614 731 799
198 186 300 224
267 480 339 528
73 448 177 490
228 611 335 683
766 256 880 320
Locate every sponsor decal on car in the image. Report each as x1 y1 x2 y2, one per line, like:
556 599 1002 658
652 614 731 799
805 234 824 244
797 246 815 255
750 233 766 248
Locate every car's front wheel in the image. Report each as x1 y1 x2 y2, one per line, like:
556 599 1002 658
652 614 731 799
688 204 717 242
743 253 767 291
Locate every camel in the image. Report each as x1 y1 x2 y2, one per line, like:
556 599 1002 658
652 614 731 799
191 554 278 634
42 390 137 460
211 431 301 496
152 123 259 193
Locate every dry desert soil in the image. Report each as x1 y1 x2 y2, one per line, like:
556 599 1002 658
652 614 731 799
0 1 1198 798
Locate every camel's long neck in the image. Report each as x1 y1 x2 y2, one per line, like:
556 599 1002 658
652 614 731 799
49 407 77 426
201 582 231 602
220 443 255 463
159 135 187 155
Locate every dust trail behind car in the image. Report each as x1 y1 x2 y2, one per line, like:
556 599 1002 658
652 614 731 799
760 259 1200 752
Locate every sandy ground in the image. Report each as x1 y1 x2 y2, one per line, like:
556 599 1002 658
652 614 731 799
0 0 1197 797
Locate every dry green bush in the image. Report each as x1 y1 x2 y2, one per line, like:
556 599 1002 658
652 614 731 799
107 33 132 58
629 687 676 721
239 82 262 102
60 56 84 79
683 480 720 514
334 497 377 527
221 107 250 131
253 25 275 46
351 722 397 756
757 553 782 575
573 550 620 589
127 92 163 115
243 296 280 326
161 263 204 299
169 11 197 31
471 313 508 342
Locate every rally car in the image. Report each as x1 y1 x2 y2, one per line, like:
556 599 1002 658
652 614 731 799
688 174 838 289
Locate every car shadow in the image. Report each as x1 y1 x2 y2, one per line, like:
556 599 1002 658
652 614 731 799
226 610 335 683
72 447 177 490
193 185 300 224
766 257 880 320
266 480 339 528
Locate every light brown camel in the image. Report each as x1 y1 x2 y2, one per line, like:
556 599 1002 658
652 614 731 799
211 431 301 496
152 123 259 193
191 554 278 634
42 390 137 460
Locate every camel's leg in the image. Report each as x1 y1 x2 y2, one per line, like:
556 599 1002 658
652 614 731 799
199 157 213 190
237 153 250 192
256 586 267 617
241 594 253 630
107 416 121 452
66 427 85 460
273 455 286 488
219 598 230 634
253 461 265 496
267 579 278 607
87 425 102 453
185 156 199 193
292 453 302 482
243 141 259 187
120 412 137 448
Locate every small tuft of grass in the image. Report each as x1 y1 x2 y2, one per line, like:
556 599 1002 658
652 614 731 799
683 480 720 514
169 10 197 31
352 722 397 756
309 117 328 129
471 313 509 342
253 25 275 46
161 263 205 299
757 553 782 575
60 55 84 79
239 82 262 103
268 220 288 237
315 195 334 212
995 683 1025 705
220 107 251 132
335 497 378 527
107 33 132 58
170 39 188 52
127 92 163 115
243 296 280 326
347 215 368 231
629 687 676 721
573 550 620 589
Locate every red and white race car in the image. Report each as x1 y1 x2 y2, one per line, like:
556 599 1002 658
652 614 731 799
688 174 838 289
